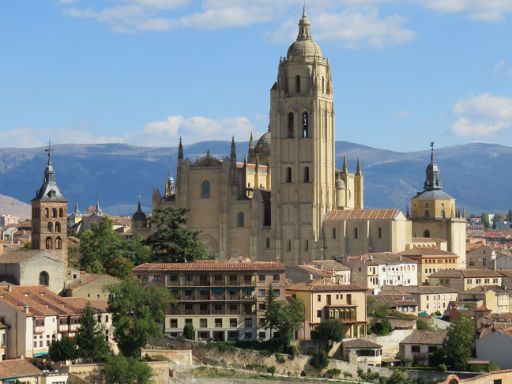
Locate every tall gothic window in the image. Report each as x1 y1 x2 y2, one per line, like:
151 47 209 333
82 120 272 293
322 77 325 93
354 227 358 239
201 180 210 198
237 212 245 228
55 237 62 249
286 167 292 183
47 222 54 232
44 208 49 218
287 112 294 138
51 208 57 218
304 167 310 183
295 75 301 93
59 208 64 218
55 222 61 233
302 112 309 138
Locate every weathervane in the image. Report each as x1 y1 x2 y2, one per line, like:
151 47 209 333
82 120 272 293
45 140 54 165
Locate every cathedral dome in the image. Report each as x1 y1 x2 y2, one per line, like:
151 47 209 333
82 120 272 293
286 7 323 61
254 131 271 163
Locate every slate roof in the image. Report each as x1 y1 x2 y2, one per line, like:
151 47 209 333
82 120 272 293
401 330 448 345
413 190 453 200
325 208 402 221
0 359 41 380
133 261 285 272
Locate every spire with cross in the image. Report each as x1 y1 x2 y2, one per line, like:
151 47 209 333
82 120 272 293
45 140 54 165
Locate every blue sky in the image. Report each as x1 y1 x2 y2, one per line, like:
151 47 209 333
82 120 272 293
1 0 512 151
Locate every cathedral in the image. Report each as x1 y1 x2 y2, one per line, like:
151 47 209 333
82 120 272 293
136 8 466 267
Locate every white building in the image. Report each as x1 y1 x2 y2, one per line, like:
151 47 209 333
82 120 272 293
0 285 113 359
344 253 418 294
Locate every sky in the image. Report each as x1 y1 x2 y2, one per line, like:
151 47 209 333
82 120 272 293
1 0 512 151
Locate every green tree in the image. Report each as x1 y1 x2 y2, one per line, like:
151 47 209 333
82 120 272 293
416 318 433 330
277 297 304 347
262 285 281 339
367 296 391 318
144 207 210 263
482 213 491 230
388 369 408 384
116 235 152 266
370 319 391 336
103 355 152 384
106 256 135 280
107 277 173 358
314 319 345 352
75 303 110 362
80 217 121 273
438 316 475 371
49 336 77 362
183 323 195 340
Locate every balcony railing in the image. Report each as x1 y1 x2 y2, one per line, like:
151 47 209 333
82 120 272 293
58 324 69 332
33 326 45 334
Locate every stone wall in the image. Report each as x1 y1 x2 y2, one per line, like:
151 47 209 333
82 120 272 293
367 329 414 360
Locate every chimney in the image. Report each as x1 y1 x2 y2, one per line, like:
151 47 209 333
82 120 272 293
7 285 12 293
24 304 29 314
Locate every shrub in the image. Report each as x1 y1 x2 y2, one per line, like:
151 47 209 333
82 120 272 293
416 319 433 331
309 351 328 370
324 368 341 378
489 362 500 372
183 323 195 340
259 349 272 357
267 366 276 376
371 319 392 335
343 371 353 378
438 363 447 372
216 341 236 353
275 354 286 363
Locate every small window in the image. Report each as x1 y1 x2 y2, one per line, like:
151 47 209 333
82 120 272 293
296 75 300 93
200 319 207 328
378 227 382 239
425 210 430 218
258 274 265 282
44 208 49 218
237 212 244 227
287 112 294 138
55 237 62 250
51 208 57 218
55 222 61 233
303 167 310 183
59 208 64 218
39 271 49 286
317 310 322 318
287 240 292 251
47 222 54 232
45 237 53 250
423 229 431 238
322 76 325 93
305 239 309 251
273 274 279 282
201 180 210 198
302 112 309 138
286 167 292 183
354 227 358 239
332 228 336 239
266 238 270 249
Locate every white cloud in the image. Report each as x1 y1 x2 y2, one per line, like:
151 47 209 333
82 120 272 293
494 59 512 78
423 0 512 21
450 94 512 137
0 115 256 148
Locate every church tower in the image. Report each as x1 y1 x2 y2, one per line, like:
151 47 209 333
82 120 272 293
410 143 466 267
31 143 68 258
270 7 335 265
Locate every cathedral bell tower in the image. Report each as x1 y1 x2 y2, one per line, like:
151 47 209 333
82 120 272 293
31 143 68 259
270 7 335 265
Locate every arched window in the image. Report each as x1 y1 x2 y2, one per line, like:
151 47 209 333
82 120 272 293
59 208 64 218
286 167 292 183
354 227 358 239
424 230 431 238
55 222 61 233
201 180 210 198
304 167 310 183
322 77 325 93
55 237 62 249
296 75 301 93
39 271 49 286
47 222 53 232
51 208 57 218
378 227 382 239
237 212 244 228
302 112 309 138
287 112 294 138
44 208 49 218
45 237 53 250
305 239 309 251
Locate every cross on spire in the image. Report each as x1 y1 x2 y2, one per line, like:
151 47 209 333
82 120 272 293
430 141 435 163
45 140 54 165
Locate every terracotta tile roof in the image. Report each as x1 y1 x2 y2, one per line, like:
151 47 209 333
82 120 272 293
499 269 512 278
382 285 458 295
400 248 457 257
67 272 119 290
325 208 403 221
346 253 417 266
401 330 448 345
287 280 367 292
429 269 504 279
412 237 447 243
0 249 63 264
133 261 285 272
0 286 108 317
291 265 333 277
309 260 351 271
464 285 512 294
0 359 41 380
376 292 417 307
343 338 382 349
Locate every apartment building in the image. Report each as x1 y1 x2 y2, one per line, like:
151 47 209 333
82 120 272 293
382 285 458 315
400 248 459 284
460 286 512 314
133 261 286 342
428 269 504 292
287 280 367 340
286 259 351 285
0 285 112 359
344 253 417 294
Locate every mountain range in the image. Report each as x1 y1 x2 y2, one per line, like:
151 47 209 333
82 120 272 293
0 141 510 217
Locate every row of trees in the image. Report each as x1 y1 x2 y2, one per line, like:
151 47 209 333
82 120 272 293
80 207 211 277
